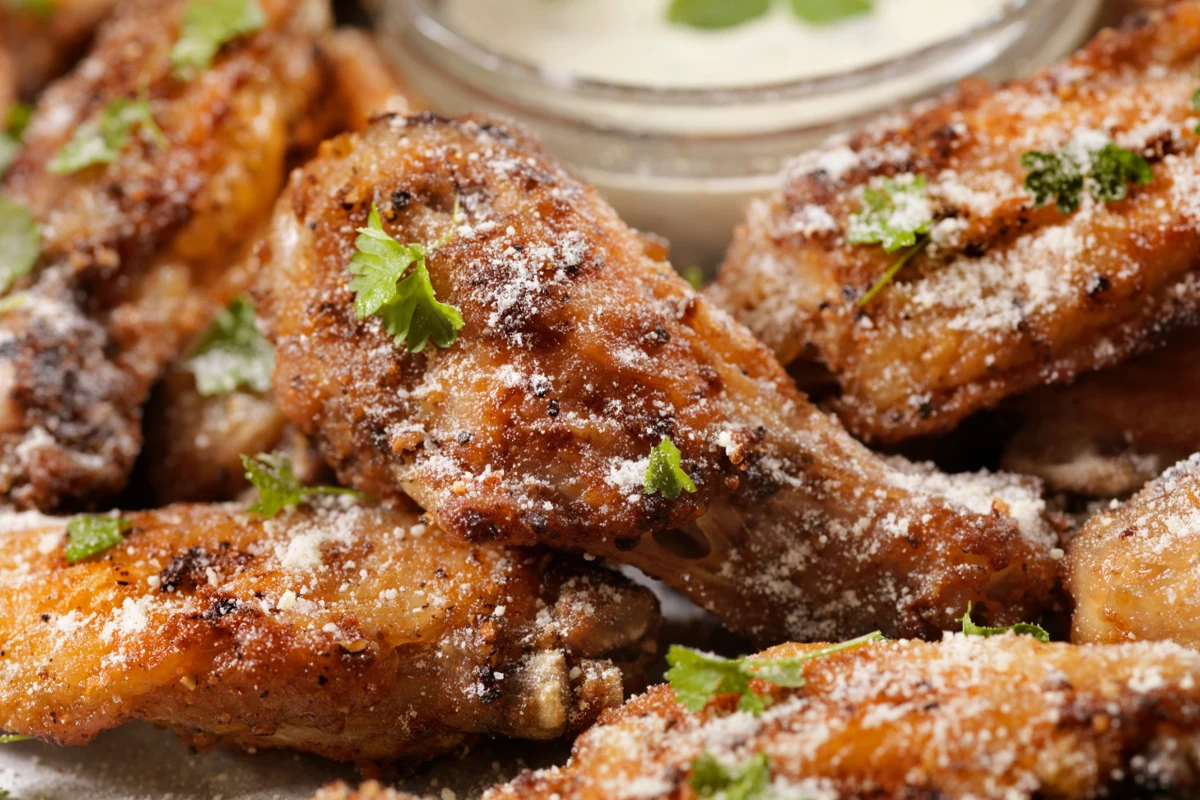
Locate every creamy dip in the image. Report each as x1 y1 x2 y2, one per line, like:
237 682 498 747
442 0 1015 89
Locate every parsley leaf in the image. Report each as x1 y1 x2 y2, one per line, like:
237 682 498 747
64 516 131 564
858 236 928 307
187 295 274 396
242 453 360 518
644 436 697 500
0 734 31 744
0 196 39 295
665 631 884 714
790 0 874 24
1022 142 1151 216
47 95 167 175
847 176 933 253
1 102 34 177
667 0 770 29
681 265 706 291
346 202 465 353
691 753 771 800
957 602 1049 643
171 0 267 79
2 0 52 17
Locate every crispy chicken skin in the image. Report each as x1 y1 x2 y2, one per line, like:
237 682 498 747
713 2 1200 444
256 112 1061 645
484 636 1200 800
0 502 659 765
0 0 118 101
1069 454 1200 648
1003 329 1200 498
0 0 328 510
312 784 412 800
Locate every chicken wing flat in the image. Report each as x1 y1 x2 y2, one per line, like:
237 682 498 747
1069 453 1200 648
255 112 1061 645
0 0 328 510
483 636 1200 800
0 501 658 765
1002 328 1200 498
712 2 1200 444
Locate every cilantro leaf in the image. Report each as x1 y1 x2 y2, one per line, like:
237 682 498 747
64 516 131 564
691 752 771 800
644 436 697 500
187 295 274 396
847 175 933 253
1089 143 1152 204
665 632 884 714
1022 141 1152 215
242 453 360 518
790 0 874 24
957 602 1049 643
346 203 465 353
0 196 39 294
667 0 770 30
171 0 267 79
47 95 167 175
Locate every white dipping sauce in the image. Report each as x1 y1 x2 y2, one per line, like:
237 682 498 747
443 0 1014 88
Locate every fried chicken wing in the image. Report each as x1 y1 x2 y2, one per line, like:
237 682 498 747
1002 328 1200 498
0 0 328 510
255 113 1061 645
1069 453 1200 648
482 636 1200 800
0 501 659 765
0 0 118 102
713 2 1200 444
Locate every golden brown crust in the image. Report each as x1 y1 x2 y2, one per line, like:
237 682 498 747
713 2 1200 443
0 0 117 101
0 502 659 765
256 113 1061 644
1069 454 1200 648
1002 328 1200 498
0 0 328 510
486 637 1200 800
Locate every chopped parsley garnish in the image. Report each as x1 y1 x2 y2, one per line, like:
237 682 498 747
64 516 131 564
665 631 884 714
667 0 872 29
0 196 39 295
1021 141 1151 216
0 734 31 744
242 453 360 518
690 752 771 800
171 0 267 79
682 265 706 291
47 95 167 175
643 436 697 500
847 175 932 306
1 101 34 176
346 201 465 353
957 602 1049 643
187 295 274 396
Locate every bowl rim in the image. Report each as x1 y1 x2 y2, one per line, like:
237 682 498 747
399 0 1054 106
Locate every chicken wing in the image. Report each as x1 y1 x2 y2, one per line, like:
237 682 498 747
0 501 659 765
0 0 117 102
0 0 328 510
482 636 1200 800
1002 328 1200 498
1068 453 1200 648
255 113 1062 645
712 2 1200 444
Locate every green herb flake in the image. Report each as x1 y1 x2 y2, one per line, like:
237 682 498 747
643 436 697 500
957 602 1050 643
665 631 884 714
0 734 31 744
242 453 360 519
847 175 933 253
1 101 34 177
691 752 771 800
1022 141 1152 216
681 265 706 291
2 0 52 18
64 516 131 564
346 201 465 353
188 295 274 396
172 0 267 79
47 95 167 175
790 0 874 25
858 236 928 307
667 0 770 30
0 196 39 295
